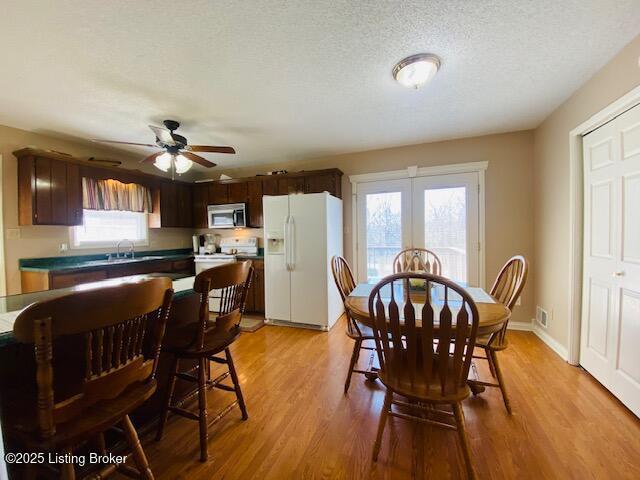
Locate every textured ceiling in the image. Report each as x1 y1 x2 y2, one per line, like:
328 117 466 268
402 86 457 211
1 1 639 169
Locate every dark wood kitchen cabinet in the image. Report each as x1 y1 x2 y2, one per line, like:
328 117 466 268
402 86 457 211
278 177 305 195
247 181 263 228
228 182 248 203
245 259 264 313
150 181 192 228
17 153 83 226
208 183 229 204
192 183 209 228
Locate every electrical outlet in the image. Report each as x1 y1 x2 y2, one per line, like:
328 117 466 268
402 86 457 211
516 298 521 306
6 228 20 239
59 243 69 253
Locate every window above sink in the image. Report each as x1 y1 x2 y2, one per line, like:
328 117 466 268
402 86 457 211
71 210 149 249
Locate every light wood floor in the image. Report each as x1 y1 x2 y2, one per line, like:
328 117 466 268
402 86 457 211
132 316 640 479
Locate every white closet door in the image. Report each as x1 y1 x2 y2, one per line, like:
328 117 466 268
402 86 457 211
581 104 640 417
412 173 480 285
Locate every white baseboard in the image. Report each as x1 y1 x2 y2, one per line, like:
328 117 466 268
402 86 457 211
507 321 534 331
532 320 569 361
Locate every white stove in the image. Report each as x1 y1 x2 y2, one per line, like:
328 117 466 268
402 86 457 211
193 237 258 312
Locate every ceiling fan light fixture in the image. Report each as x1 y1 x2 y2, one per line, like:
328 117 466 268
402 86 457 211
174 154 193 174
153 152 172 172
393 53 441 89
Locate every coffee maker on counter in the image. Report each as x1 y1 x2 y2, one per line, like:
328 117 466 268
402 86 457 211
192 234 220 255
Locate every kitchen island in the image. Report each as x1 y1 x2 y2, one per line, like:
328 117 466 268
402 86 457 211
0 273 203 443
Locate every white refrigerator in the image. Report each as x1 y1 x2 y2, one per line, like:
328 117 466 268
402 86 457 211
263 192 344 330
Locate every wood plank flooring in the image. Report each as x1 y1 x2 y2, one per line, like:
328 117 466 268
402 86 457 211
130 316 640 479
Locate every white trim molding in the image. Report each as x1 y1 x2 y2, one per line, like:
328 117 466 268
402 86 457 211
567 84 640 366
349 161 489 190
507 321 534 332
349 161 488 287
534 323 569 361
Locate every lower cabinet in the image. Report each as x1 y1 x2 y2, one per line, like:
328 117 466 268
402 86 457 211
244 259 265 314
20 258 195 293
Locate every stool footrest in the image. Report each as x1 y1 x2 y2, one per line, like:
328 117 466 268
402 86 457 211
169 406 200 421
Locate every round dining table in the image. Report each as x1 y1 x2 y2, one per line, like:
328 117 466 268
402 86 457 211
344 282 511 336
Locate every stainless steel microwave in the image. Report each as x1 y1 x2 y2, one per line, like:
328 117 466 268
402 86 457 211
207 203 247 229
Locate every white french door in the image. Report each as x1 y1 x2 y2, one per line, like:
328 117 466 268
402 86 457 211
413 173 480 285
356 179 412 282
581 103 640 417
355 172 481 285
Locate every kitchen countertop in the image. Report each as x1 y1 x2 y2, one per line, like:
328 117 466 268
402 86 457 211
19 248 194 273
0 273 197 346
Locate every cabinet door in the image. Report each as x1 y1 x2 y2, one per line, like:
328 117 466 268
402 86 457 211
247 181 263 227
50 159 69 225
208 183 229 204
262 178 279 196
192 183 209 228
50 270 108 289
278 177 305 195
245 269 256 312
253 266 265 313
160 182 178 227
228 182 248 203
304 173 339 197
34 157 52 224
66 163 83 225
177 184 192 227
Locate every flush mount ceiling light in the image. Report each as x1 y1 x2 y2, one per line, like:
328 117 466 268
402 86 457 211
393 53 441 89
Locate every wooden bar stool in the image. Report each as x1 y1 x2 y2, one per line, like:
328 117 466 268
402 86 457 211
156 261 253 462
7 277 174 479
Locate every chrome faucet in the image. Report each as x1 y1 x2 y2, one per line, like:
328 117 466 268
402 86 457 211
116 239 135 259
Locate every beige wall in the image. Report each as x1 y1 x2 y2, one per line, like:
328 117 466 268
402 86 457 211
210 130 535 324
533 35 640 348
0 124 193 295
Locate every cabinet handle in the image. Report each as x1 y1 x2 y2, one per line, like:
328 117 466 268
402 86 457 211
612 271 626 277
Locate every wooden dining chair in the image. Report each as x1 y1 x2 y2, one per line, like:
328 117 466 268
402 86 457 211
156 261 253 462
470 255 528 414
369 272 480 479
393 248 442 275
8 277 174 479
331 256 377 393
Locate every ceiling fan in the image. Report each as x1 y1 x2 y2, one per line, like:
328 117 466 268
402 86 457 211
92 120 235 176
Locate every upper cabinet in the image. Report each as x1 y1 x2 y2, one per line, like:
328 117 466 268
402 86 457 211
17 152 83 226
192 169 342 228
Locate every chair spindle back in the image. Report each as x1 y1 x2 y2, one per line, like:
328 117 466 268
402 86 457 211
489 255 528 344
393 248 442 276
368 273 479 396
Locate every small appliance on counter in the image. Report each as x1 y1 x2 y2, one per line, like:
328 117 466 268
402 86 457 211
194 236 258 312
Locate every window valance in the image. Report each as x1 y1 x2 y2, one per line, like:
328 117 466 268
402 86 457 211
82 177 153 213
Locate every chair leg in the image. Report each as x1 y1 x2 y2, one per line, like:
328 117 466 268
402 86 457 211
344 338 362 394
490 350 512 414
372 389 392 461
60 446 76 480
452 403 475 480
122 414 154 480
225 347 248 420
198 357 209 462
156 355 179 441
485 348 497 378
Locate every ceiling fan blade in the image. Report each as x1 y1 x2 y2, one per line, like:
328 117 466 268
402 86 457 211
92 139 157 147
181 151 216 168
187 145 236 154
140 151 165 164
149 125 176 146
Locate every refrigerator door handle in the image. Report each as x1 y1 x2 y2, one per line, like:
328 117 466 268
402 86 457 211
288 215 295 271
284 215 291 271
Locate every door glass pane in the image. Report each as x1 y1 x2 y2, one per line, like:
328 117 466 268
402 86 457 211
366 192 402 282
424 187 467 281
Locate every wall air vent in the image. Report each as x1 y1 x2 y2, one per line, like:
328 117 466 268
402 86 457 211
536 306 549 328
